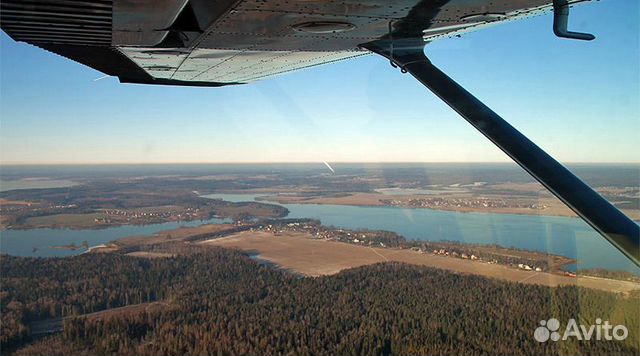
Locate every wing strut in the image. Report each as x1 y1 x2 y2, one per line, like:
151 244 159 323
364 41 639 267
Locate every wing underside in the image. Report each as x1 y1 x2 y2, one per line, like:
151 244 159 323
1 0 560 86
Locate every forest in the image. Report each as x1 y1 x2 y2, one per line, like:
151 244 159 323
1 249 638 356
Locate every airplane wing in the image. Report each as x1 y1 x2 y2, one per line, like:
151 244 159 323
1 0 557 87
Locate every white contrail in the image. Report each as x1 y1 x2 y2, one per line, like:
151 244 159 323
93 75 109 81
323 161 335 174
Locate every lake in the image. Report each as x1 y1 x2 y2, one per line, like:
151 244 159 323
0 178 78 192
0 218 230 257
1 192 638 275
203 193 640 274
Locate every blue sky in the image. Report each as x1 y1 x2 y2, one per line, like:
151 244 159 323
0 0 638 164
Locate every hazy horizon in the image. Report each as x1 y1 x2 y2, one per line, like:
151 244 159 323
1 161 639 167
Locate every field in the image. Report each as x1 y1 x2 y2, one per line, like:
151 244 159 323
22 205 194 229
0 198 34 206
201 230 640 294
24 213 113 229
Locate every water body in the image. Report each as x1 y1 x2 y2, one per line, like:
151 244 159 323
1 191 638 275
0 179 78 192
0 218 229 257
203 194 640 274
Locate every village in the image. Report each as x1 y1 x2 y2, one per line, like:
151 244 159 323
251 220 403 247
94 207 205 225
381 197 547 211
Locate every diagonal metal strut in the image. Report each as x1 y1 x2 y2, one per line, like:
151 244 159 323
364 42 639 267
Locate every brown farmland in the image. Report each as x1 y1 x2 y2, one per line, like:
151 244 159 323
201 230 640 294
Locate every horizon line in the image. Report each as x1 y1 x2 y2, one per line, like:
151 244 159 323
1 161 639 166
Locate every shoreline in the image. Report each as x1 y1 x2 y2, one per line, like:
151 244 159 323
258 193 639 220
3 189 637 232
200 230 640 294
268 198 584 219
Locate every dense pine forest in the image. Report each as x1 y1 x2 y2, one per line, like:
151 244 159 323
1 250 638 356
